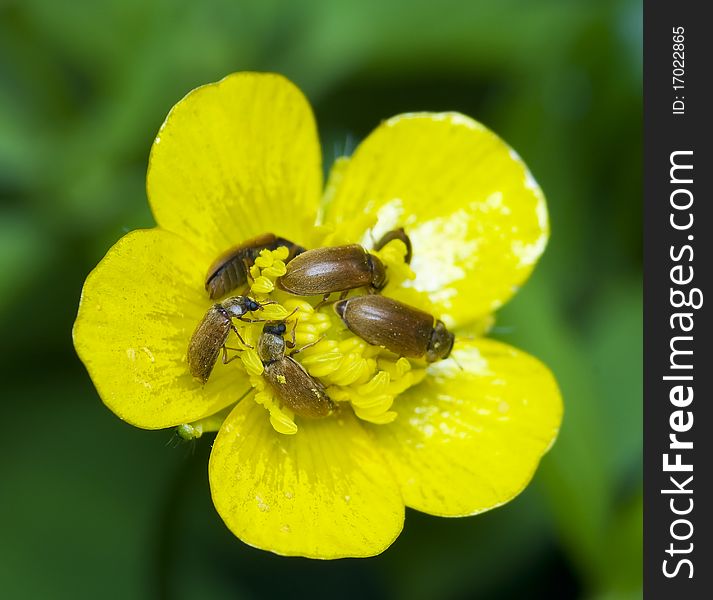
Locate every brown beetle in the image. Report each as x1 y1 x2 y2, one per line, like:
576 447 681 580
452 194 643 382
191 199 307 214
373 227 413 264
334 295 455 362
277 244 387 299
258 322 336 418
188 296 265 383
205 233 305 299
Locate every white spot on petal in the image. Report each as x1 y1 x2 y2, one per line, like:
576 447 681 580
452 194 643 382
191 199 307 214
361 198 405 248
404 210 476 295
256 495 270 512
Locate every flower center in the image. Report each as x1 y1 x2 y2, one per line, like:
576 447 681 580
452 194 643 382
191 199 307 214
214 238 427 435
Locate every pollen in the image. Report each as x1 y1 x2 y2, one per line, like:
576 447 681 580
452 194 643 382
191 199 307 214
224 244 427 434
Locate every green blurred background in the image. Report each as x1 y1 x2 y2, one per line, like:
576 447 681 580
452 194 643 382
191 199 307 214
0 0 642 598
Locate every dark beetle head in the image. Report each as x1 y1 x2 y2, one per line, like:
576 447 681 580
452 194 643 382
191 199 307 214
258 323 287 363
333 299 348 320
426 320 455 362
368 254 388 290
263 321 287 336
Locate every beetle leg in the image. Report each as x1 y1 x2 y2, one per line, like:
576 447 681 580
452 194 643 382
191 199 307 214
238 316 266 324
290 335 325 357
314 293 333 310
230 324 253 349
285 318 298 349
314 296 341 312
222 346 242 364
240 301 298 324
257 299 278 307
316 293 342 310
374 227 412 263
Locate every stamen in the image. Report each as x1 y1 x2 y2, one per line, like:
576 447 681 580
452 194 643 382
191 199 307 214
255 389 298 435
250 275 274 294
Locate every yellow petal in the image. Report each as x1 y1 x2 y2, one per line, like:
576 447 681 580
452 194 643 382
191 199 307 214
323 113 548 327
209 400 404 558
365 338 562 517
73 229 251 429
147 72 323 257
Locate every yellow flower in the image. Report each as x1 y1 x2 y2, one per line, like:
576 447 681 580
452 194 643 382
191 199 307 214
73 72 562 559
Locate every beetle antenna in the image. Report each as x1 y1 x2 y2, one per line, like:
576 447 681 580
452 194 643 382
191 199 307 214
458 334 476 341
315 294 343 311
450 355 464 371
291 335 326 357
283 306 300 321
